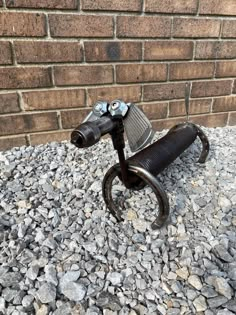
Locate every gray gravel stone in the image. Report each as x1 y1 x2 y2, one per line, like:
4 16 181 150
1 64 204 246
61 282 87 301
207 296 229 308
37 283 56 303
193 295 207 312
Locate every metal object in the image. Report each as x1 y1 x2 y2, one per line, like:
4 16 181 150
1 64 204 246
71 91 210 229
108 99 129 117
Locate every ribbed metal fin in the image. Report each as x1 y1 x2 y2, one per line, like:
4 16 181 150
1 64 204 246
124 104 155 152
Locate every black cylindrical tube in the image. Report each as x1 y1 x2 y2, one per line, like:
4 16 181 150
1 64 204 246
128 124 198 176
71 116 115 148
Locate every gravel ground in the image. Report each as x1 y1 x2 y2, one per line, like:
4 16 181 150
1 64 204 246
0 126 235 315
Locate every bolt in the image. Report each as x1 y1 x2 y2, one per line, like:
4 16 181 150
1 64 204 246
111 101 120 110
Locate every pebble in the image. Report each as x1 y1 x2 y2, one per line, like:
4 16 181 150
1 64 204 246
193 295 207 312
37 283 56 303
188 275 203 290
61 282 87 301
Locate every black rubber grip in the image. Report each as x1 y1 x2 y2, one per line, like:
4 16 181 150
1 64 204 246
128 124 198 176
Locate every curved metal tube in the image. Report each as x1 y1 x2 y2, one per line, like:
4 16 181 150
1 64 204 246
102 163 170 229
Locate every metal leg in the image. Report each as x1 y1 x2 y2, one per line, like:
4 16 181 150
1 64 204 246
102 163 170 229
195 126 210 163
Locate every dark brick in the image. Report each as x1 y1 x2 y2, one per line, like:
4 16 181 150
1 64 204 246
0 136 27 151
116 64 167 83
139 102 168 120
117 16 171 38
144 41 193 60
190 113 228 127
222 20 236 38
229 112 236 125
22 89 86 110
54 65 113 86
0 12 46 37
169 62 215 80
30 131 71 145
87 85 141 106
145 0 198 14
191 80 232 98
143 83 186 102
85 41 142 62
195 41 236 59
169 99 211 117
61 109 91 129
0 93 20 114
199 0 236 16
173 18 221 38
0 67 52 89
15 41 82 63
49 14 113 38
152 117 186 131
213 96 236 112
0 42 12 65
144 41 193 61
82 0 142 12
216 61 236 78
6 0 77 9
0 112 58 136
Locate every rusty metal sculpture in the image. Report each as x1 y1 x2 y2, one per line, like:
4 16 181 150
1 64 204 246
71 84 210 229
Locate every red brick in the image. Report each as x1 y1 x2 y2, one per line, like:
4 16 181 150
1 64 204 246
85 41 142 62
222 20 236 38
145 0 198 14
49 15 113 38
0 12 46 37
0 112 58 136
116 64 167 83
22 89 86 111
144 41 193 61
152 117 186 130
169 62 215 81
87 85 141 106
0 93 20 114
173 18 221 38
139 102 168 120
199 0 236 16
6 0 77 9
0 42 12 65
229 112 236 125
61 109 91 129
216 61 236 78
169 99 211 117
54 65 113 86
191 113 228 127
195 41 236 59
191 80 232 98
143 83 186 102
117 16 171 38
15 41 82 64
30 131 71 146
0 136 27 151
0 67 52 89
213 96 236 112
82 0 142 12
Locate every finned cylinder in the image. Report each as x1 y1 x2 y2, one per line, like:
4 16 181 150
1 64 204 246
128 123 198 177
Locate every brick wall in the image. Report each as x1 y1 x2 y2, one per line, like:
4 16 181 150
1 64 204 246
0 0 235 150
